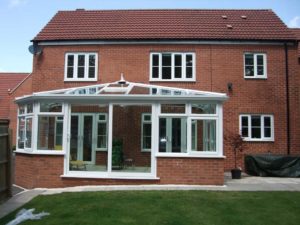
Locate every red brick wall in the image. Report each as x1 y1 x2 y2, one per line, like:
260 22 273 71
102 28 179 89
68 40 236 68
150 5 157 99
11 43 300 173
15 153 224 188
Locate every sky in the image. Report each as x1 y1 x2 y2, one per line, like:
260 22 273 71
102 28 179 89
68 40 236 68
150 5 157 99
0 0 299 73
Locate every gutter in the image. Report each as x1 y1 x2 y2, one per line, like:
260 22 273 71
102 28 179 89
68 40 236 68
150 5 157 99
284 43 290 155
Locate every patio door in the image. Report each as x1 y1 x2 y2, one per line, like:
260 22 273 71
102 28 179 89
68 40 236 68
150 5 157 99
70 114 95 163
159 117 187 153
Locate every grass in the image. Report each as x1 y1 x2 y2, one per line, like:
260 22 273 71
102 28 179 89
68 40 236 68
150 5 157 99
1 191 300 225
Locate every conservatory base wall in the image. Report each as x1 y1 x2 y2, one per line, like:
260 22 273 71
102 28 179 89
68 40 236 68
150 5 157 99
15 153 224 188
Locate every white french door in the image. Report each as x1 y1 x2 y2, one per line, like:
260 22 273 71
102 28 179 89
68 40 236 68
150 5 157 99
70 113 96 163
159 117 187 153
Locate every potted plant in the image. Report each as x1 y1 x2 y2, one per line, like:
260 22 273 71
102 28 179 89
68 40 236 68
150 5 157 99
225 133 246 179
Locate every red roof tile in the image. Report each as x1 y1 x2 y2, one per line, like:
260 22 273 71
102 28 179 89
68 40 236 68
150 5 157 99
290 28 300 57
0 73 29 119
34 9 295 42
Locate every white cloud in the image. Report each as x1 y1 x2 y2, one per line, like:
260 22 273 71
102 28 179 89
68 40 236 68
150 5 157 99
288 16 300 28
0 67 5 72
9 0 27 8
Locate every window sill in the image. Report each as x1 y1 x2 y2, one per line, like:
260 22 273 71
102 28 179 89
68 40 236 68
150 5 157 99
149 79 196 83
155 153 225 158
64 80 98 82
243 139 274 142
244 77 267 80
61 173 160 180
15 149 65 155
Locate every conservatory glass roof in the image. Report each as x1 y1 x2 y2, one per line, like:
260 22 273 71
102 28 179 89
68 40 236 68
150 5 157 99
15 77 228 103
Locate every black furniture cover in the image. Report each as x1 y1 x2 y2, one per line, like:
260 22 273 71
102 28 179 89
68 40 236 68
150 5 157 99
245 154 300 177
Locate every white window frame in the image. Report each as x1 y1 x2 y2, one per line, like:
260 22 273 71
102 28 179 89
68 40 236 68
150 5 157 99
239 114 274 141
150 52 196 81
17 104 34 150
141 113 152 152
64 52 98 82
96 113 108 151
244 53 267 79
156 103 223 157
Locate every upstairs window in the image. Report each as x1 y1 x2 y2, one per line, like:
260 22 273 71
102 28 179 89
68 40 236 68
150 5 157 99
150 53 195 81
244 53 267 78
65 53 98 81
239 114 274 141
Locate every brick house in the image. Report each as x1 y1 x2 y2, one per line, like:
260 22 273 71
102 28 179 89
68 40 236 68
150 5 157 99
12 9 300 188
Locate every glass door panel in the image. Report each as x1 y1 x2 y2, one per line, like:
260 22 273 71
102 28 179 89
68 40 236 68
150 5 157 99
83 115 93 162
70 115 79 161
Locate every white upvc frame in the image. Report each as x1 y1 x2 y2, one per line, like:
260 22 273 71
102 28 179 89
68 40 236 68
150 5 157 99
155 103 223 157
65 103 157 179
239 114 274 142
64 52 98 82
244 52 267 79
141 113 152 152
149 52 196 82
95 113 108 151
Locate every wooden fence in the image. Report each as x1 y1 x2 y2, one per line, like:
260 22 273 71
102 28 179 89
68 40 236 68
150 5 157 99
0 120 12 200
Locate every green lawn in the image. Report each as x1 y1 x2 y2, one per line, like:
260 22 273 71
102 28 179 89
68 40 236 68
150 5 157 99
1 191 300 225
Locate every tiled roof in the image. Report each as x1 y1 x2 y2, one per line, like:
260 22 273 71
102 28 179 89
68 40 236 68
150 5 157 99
33 9 295 42
290 28 300 57
0 73 28 119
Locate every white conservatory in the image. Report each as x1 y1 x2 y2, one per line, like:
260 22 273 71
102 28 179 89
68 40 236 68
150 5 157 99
15 78 228 180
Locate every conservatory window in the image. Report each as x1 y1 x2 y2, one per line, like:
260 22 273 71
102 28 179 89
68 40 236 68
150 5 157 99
96 114 108 150
141 114 152 152
17 104 33 150
191 119 216 152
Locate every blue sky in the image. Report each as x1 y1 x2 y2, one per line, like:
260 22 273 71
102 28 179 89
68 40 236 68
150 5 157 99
0 0 299 73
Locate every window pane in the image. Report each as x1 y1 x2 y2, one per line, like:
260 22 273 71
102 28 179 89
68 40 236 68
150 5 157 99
98 123 106 135
143 137 151 149
88 67 95 78
242 128 248 137
78 67 85 78
257 66 264 75
245 54 254 65
67 67 74 78
68 55 74 66
78 55 85 66
152 54 159 66
192 104 216 114
175 55 182 66
242 116 248 126
264 117 271 127
245 66 254 76
38 116 63 150
18 117 25 149
257 55 264 65
162 54 171 66
191 120 216 152
89 55 95 66
144 115 151 121
175 67 182 78
159 118 167 152
251 128 261 138
99 115 106 121
55 122 63 146
97 136 107 149
19 105 25 115
251 116 261 127
143 123 151 136
264 128 271 138
162 67 171 79
25 118 32 148
40 102 62 112
27 104 33 113
186 54 193 67
161 104 185 114
186 67 193 78
152 67 159 78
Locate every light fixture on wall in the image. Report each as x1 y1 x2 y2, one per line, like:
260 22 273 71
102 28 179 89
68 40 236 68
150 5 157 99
227 82 233 92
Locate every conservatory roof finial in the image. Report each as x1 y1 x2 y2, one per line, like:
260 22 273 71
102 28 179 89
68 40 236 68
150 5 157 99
118 73 126 85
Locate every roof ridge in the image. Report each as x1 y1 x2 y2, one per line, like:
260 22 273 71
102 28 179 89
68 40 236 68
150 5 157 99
57 8 273 12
